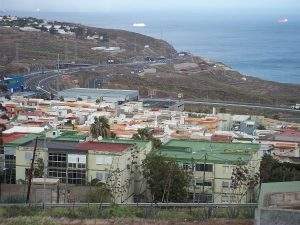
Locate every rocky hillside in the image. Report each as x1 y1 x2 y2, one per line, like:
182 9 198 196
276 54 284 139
1 17 300 106
0 23 175 75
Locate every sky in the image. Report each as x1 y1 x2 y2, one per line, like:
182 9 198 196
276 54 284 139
1 0 300 13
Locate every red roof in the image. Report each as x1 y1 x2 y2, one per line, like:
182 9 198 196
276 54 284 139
278 129 300 138
76 142 133 153
2 133 26 144
211 134 233 143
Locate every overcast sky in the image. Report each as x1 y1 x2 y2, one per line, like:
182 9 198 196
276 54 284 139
1 0 300 13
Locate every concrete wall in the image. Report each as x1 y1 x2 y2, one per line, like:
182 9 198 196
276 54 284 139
255 208 300 225
0 184 96 203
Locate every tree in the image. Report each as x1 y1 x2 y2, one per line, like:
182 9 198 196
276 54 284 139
59 96 64 102
257 124 266 130
33 158 44 178
133 128 162 149
77 97 83 101
231 162 260 203
90 116 110 139
142 153 191 202
110 132 117 139
86 179 112 203
96 97 103 104
260 155 300 183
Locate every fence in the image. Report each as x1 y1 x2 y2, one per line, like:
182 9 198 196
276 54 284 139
0 202 258 220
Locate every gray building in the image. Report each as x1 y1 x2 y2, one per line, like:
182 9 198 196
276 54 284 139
58 88 139 103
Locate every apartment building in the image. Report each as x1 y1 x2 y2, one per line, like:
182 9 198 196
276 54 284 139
14 133 152 203
157 140 260 203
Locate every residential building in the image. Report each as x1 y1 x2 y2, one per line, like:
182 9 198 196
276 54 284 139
14 134 152 203
157 140 260 203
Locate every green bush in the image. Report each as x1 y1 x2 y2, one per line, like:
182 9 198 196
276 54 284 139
0 206 40 218
107 205 137 218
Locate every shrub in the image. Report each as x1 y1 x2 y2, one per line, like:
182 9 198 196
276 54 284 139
0 206 40 218
107 205 137 218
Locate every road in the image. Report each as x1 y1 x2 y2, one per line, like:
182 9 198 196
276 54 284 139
23 59 170 95
19 60 300 113
142 98 300 113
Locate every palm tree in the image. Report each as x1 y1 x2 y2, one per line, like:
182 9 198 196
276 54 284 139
90 116 110 139
133 128 153 140
133 128 162 149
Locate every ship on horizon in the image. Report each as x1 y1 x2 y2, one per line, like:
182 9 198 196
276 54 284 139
278 18 288 24
133 22 146 27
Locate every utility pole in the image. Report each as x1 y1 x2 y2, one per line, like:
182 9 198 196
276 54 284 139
201 153 207 203
26 137 38 204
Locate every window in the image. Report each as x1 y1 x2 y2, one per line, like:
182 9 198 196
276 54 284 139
221 195 229 203
96 172 110 182
223 165 230 173
182 163 192 170
195 180 212 187
68 170 86 185
96 155 113 165
222 181 232 188
48 168 67 183
25 152 33 161
67 154 86 169
222 181 228 188
194 193 213 203
195 164 213 172
4 155 16 184
96 172 103 180
48 153 67 168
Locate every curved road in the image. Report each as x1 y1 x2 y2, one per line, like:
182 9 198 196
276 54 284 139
22 62 300 113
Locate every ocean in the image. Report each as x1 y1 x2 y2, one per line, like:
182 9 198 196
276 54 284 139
11 10 300 84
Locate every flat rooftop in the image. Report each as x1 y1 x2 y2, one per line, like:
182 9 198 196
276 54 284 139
158 140 259 165
58 88 139 101
20 139 134 154
77 141 133 153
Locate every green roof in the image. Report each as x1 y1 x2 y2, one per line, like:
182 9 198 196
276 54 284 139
157 140 259 165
